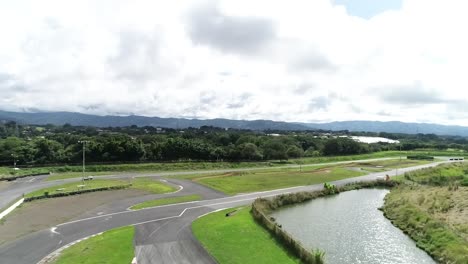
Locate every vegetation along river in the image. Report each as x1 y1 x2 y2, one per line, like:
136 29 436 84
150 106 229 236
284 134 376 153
271 189 435 264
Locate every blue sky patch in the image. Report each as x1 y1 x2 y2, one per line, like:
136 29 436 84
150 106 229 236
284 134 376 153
334 0 402 19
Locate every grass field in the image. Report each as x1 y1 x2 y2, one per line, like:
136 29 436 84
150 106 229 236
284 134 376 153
383 163 468 263
350 159 431 172
25 177 175 199
0 167 50 180
130 194 201 210
192 167 365 195
24 179 129 198
289 150 464 165
46 171 124 181
192 207 300 264
52 226 135 264
129 177 176 194
404 162 468 185
1 150 461 181
175 159 429 195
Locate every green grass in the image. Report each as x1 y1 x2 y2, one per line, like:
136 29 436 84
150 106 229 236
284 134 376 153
2 149 460 181
129 177 176 194
0 167 50 179
52 226 135 264
290 150 465 165
404 162 468 185
46 172 123 181
177 159 431 195
382 162 468 263
357 158 430 168
24 179 129 198
191 167 365 195
130 194 202 210
25 177 175 198
192 207 300 264
383 187 468 264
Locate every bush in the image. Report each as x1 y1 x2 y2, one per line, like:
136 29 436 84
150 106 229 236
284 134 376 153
407 155 434 160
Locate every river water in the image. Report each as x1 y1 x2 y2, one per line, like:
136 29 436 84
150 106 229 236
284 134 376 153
270 189 435 264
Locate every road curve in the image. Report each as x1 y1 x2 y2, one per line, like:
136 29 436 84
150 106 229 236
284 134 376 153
0 160 449 264
0 157 398 210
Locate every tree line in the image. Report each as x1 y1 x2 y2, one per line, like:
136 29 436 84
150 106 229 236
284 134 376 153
0 122 466 166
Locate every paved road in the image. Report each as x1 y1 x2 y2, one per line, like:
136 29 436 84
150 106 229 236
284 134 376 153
0 157 398 210
0 160 449 264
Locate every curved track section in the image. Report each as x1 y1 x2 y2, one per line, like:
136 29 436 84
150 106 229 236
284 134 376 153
0 161 448 264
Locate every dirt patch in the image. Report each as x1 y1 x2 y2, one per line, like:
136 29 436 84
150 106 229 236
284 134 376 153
0 189 147 245
346 167 363 172
0 181 11 191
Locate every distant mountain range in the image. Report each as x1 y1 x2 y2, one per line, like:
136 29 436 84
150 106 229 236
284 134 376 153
1 110 468 137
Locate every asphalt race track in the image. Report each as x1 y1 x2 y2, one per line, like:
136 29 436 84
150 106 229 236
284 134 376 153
0 160 448 264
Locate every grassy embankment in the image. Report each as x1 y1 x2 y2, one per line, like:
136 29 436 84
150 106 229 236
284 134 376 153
383 162 468 264
193 181 396 264
173 159 430 195
25 177 176 200
130 194 202 210
52 226 135 264
0 149 460 181
193 207 300 264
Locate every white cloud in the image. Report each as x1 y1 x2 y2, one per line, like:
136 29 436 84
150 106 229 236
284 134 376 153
0 0 467 126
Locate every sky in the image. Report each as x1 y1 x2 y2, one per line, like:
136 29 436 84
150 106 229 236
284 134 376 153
0 0 467 125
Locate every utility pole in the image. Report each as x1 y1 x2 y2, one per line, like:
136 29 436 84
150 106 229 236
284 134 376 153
78 140 89 184
11 154 17 169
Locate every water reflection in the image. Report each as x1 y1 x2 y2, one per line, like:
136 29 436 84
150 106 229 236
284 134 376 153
271 189 435 264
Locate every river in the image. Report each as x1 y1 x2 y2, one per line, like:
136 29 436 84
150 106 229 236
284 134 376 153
270 189 435 264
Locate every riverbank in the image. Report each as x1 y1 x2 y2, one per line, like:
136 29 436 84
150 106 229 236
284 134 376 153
383 163 468 264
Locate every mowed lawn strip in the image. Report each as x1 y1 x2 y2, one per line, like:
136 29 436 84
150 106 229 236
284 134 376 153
130 194 202 210
129 177 176 194
193 167 365 195
47 171 122 181
16 149 458 181
25 179 129 198
25 177 175 199
52 226 134 264
192 207 300 264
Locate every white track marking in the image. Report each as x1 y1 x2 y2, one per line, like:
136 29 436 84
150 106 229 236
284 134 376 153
0 198 24 220
50 227 60 235
58 185 302 227
130 192 287 226
37 232 103 264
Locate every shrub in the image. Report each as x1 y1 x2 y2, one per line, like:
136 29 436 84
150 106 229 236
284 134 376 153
407 155 434 160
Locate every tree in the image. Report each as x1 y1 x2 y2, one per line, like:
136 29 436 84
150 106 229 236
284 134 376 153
323 137 366 156
238 143 263 160
286 146 304 158
262 140 288 160
32 138 65 163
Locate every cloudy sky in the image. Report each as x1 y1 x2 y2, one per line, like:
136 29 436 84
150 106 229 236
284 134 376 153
0 0 467 125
